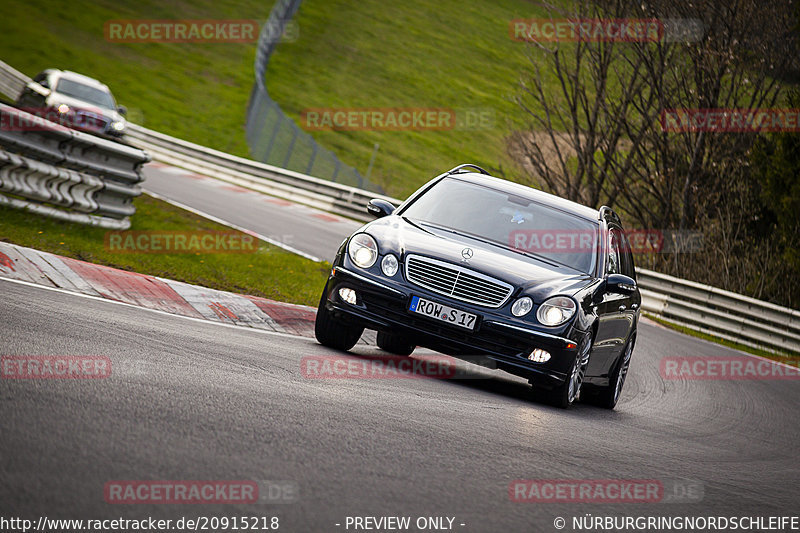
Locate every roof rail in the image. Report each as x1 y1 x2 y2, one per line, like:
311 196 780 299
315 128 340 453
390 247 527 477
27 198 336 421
446 164 490 175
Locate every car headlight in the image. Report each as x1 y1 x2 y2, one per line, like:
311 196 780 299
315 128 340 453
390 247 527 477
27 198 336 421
511 296 533 317
536 296 576 326
348 233 378 268
111 121 125 131
57 104 70 114
381 253 399 277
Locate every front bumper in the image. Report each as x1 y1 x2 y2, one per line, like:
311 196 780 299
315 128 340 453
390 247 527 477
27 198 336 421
325 266 584 387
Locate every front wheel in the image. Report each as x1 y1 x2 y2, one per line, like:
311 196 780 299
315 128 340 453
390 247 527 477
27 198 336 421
584 336 634 410
537 336 591 409
314 287 364 351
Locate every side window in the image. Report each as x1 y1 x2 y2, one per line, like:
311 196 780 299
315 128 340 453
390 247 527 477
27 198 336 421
606 229 622 275
620 232 636 279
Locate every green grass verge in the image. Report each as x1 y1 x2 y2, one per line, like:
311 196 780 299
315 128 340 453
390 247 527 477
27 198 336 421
267 0 552 197
0 0 270 159
0 0 554 199
0 196 330 307
644 313 799 365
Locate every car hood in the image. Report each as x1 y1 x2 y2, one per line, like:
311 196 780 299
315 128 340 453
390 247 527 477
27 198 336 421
45 93 123 123
364 216 597 301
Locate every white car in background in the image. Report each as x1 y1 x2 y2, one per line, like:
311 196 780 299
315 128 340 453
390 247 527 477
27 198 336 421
16 69 127 138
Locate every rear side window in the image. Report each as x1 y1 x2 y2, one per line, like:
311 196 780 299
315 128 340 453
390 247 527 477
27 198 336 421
619 231 636 279
607 229 622 275
607 227 636 278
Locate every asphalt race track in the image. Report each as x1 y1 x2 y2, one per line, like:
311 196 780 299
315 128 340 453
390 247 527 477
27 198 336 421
2 278 798 531
142 164 362 262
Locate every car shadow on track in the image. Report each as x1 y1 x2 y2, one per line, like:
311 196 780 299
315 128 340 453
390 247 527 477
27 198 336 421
311 340 628 418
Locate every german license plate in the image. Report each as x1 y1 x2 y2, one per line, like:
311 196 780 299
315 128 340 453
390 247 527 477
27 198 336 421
409 295 477 331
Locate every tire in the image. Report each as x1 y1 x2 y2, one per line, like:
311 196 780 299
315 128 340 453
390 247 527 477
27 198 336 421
584 336 634 410
376 331 415 356
314 287 364 351
537 335 592 409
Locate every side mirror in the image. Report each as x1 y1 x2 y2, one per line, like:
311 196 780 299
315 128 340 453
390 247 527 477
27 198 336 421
117 105 128 116
366 198 395 218
28 82 51 98
606 274 637 295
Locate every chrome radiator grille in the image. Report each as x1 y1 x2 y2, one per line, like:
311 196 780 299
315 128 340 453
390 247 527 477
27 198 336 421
405 255 513 308
76 111 110 131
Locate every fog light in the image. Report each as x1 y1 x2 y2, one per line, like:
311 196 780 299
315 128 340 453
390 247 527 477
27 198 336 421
528 348 551 363
338 287 357 305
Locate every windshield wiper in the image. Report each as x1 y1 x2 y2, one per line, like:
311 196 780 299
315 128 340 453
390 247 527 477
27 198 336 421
509 248 563 269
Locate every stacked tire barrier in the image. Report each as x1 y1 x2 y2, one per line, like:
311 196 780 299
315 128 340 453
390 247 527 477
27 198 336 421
0 103 150 229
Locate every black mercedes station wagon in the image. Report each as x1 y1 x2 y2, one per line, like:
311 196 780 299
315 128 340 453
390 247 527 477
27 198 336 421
315 165 641 409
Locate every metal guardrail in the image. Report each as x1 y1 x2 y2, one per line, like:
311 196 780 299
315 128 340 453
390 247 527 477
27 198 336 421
0 60 27 103
638 268 800 354
1 60 797 352
0 59 394 222
0 103 150 229
125 123 398 222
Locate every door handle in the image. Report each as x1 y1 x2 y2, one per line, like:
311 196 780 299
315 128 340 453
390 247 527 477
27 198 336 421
618 305 627 311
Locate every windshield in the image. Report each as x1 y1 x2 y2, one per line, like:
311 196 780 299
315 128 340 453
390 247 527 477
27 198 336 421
401 177 598 273
55 78 115 109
